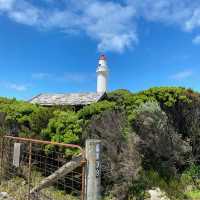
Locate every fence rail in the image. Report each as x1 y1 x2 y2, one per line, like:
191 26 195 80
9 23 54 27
0 135 85 200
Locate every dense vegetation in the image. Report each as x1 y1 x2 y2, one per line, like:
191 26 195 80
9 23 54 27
1 87 200 199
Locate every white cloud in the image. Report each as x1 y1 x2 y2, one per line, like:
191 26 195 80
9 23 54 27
32 72 93 83
184 8 200 31
63 72 94 83
8 84 27 91
0 79 29 91
4 82 28 91
83 1 137 52
9 9 40 26
170 70 193 81
0 0 14 11
192 35 200 45
97 33 137 53
32 73 51 79
0 0 137 53
1 0 200 52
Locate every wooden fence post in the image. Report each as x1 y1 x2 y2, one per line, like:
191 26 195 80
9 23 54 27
85 139 101 200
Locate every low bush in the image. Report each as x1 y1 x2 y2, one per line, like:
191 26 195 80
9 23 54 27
1 87 200 199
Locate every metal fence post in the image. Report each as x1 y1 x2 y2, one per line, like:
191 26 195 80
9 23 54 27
28 142 32 200
0 137 4 183
85 139 101 200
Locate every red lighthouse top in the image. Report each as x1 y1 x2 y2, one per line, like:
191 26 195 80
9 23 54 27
99 54 107 60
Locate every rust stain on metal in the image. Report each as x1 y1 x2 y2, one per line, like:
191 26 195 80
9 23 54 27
2 135 86 200
4 135 84 154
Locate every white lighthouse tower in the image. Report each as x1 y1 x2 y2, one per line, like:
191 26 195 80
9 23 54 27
97 55 108 93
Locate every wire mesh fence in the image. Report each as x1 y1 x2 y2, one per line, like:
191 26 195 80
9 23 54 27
0 136 85 200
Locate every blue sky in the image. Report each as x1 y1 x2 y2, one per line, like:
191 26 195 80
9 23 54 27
0 0 200 100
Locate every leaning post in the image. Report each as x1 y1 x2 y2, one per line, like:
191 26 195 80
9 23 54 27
85 139 101 200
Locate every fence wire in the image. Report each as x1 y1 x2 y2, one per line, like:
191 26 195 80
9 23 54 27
0 136 85 200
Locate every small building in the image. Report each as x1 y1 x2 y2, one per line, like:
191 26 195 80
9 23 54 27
29 55 109 106
29 92 107 106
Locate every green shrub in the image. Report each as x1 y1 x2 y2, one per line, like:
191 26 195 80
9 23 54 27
0 87 199 200
184 165 200 179
0 99 53 137
181 164 200 192
78 100 116 120
130 170 189 200
108 87 192 127
186 190 200 200
141 87 191 107
41 111 82 155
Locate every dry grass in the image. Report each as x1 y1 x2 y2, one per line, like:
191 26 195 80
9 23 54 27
0 170 78 200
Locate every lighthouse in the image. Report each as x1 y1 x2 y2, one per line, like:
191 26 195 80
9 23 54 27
30 55 108 106
97 55 108 93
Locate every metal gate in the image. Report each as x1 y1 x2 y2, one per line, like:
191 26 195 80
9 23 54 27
0 135 85 200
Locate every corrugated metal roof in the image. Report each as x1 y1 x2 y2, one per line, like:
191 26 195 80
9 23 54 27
29 92 106 106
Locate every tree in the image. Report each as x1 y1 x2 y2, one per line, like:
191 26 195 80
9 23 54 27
84 109 141 200
134 101 192 177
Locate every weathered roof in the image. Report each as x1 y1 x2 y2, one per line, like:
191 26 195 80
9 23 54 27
29 92 106 106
